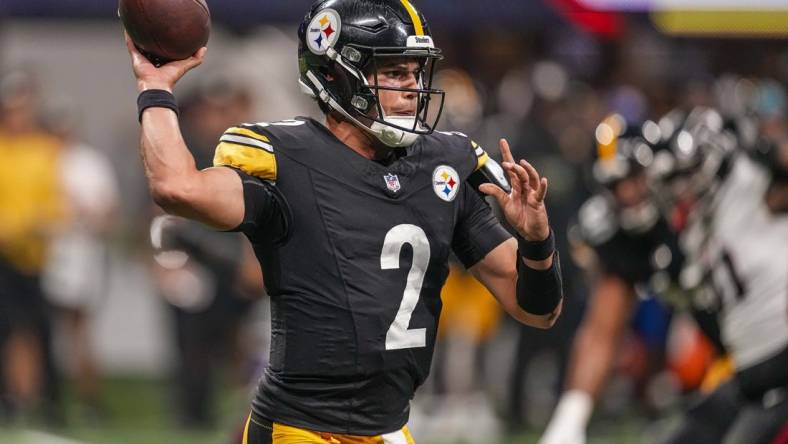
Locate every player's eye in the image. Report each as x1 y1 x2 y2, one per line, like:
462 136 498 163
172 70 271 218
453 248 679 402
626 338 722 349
384 69 406 79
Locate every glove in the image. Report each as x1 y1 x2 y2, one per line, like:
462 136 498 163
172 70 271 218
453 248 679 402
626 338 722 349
538 390 593 444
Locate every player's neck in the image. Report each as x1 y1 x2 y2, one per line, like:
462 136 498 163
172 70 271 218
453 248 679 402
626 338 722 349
325 114 384 161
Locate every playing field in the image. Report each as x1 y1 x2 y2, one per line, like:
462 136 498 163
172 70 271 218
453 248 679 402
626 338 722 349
0 379 647 444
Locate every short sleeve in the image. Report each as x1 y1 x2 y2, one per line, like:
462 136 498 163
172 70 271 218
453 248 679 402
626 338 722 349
228 168 289 244
451 184 512 268
213 125 277 182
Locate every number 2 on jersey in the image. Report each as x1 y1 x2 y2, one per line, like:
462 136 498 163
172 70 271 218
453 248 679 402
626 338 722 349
381 224 430 350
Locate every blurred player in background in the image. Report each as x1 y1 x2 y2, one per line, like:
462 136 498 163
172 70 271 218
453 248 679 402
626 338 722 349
125 0 565 441
41 97 119 422
148 77 262 429
650 107 788 444
540 115 685 444
0 69 64 424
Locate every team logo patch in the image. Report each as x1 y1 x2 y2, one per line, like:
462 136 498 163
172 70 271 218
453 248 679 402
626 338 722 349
306 9 341 55
432 165 460 202
384 173 401 193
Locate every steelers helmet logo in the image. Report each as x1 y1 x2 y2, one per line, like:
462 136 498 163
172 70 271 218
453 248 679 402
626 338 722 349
432 165 460 202
307 9 341 55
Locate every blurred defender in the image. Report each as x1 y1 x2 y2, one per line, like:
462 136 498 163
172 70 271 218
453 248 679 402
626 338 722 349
650 108 788 444
124 0 565 442
540 116 685 444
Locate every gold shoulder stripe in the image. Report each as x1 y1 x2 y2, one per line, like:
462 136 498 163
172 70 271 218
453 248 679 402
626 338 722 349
225 127 270 143
475 151 489 172
400 0 424 36
213 142 277 181
470 140 489 171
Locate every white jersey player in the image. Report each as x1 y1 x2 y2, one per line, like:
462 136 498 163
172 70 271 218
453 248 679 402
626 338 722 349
678 147 788 371
540 108 788 444
653 108 788 444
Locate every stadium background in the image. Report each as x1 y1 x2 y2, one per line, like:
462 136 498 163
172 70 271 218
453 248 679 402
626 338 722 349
0 0 785 443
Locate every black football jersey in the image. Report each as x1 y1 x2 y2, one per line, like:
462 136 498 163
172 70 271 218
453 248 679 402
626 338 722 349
575 194 683 287
212 118 511 434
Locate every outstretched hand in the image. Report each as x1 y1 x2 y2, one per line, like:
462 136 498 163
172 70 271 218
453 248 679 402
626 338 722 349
479 139 550 241
124 32 206 93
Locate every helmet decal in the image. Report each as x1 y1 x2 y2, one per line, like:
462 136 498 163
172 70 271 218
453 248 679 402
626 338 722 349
306 9 341 55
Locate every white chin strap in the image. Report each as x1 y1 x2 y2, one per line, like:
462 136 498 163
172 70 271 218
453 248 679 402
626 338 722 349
370 116 421 148
302 70 423 148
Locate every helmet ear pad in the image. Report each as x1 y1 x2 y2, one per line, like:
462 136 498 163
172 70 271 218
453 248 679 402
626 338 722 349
324 60 379 120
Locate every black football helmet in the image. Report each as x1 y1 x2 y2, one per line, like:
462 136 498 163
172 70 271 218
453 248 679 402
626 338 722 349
645 106 754 233
590 114 663 233
592 113 660 188
297 0 445 147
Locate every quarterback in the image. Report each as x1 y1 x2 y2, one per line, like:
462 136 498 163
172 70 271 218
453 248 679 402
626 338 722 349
125 0 564 442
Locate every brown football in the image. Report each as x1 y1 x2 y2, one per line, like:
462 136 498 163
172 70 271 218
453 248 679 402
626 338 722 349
119 0 210 65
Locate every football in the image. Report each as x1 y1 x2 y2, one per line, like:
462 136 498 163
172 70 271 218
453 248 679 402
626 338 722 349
119 0 210 65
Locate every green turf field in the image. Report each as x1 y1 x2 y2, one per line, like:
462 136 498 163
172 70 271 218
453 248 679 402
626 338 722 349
0 378 647 444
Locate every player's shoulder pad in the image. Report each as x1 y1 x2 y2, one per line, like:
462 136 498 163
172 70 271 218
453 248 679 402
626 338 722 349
577 194 619 246
213 123 278 182
431 130 490 175
213 119 309 183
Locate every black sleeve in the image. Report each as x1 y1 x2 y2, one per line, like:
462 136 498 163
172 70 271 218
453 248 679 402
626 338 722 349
227 168 289 244
451 183 512 268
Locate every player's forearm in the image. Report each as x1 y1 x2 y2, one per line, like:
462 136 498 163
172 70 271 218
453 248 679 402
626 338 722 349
139 107 200 212
471 239 562 329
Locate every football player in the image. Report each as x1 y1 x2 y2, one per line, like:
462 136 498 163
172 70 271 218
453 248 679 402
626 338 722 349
124 0 564 442
649 108 788 444
539 115 685 444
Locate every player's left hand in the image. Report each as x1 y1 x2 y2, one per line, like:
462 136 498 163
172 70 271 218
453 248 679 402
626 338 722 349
479 138 550 241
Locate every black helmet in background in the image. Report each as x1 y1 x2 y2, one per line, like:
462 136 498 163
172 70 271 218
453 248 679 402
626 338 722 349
590 113 662 233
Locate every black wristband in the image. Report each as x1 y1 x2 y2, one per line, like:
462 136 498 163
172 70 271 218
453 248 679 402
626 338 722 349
137 89 178 123
517 229 555 261
516 251 564 315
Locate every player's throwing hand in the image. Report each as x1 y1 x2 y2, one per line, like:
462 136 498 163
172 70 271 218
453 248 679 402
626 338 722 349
479 138 550 242
124 32 206 93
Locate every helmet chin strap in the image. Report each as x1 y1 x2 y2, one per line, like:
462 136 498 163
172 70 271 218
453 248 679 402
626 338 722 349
303 70 421 148
370 116 421 147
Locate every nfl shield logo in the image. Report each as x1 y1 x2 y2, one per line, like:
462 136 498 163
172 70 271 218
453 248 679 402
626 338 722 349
384 173 401 193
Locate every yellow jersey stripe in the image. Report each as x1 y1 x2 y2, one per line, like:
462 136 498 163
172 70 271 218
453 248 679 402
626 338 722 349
241 414 251 444
403 426 416 444
400 0 424 36
475 151 489 172
226 127 270 143
213 142 277 181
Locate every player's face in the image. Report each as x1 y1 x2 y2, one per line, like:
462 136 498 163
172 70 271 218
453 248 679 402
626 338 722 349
367 58 421 118
612 173 649 208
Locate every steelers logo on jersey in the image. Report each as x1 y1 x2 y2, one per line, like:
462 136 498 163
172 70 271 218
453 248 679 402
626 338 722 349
432 165 460 202
307 9 341 55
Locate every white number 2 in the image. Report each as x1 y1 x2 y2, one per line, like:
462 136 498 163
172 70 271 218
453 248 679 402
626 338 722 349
381 224 430 350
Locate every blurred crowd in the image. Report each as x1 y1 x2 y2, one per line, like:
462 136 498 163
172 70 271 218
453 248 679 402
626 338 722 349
0 15 787 444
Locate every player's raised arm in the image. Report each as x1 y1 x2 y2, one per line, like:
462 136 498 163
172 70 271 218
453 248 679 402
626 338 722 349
125 34 244 230
473 138 563 329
